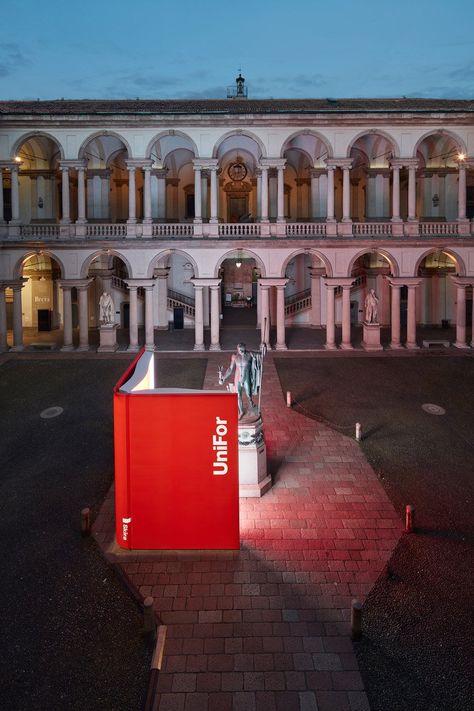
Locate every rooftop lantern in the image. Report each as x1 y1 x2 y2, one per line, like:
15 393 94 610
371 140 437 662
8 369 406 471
227 71 248 99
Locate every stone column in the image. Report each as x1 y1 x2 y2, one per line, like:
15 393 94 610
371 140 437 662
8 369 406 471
326 165 335 221
324 281 337 350
260 167 269 222
10 281 25 351
127 284 139 352
390 162 401 221
210 166 218 223
156 169 167 221
0 284 7 351
0 169 4 223
309 268 324 326
60 166 71 224
76 280 92 351
406 280 421 349
451 278 470 349
60 282 74 351
77 166 87 223
389 280 403 349
143 166 152 223
144 283 155 350
154 268 169 329
341 283 353 349
277 165 285 222
471 284 474 348
193 164 202 223
341 162 352 222
10 165 20 223
457 162 467 220
209 283 221 351
192 282 205 350
259 282 271 347
256 170 262 220
275 284 287 350
127 165 137 223
407 162 417 221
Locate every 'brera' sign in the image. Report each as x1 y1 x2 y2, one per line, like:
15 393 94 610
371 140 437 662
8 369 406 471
213 417 229 475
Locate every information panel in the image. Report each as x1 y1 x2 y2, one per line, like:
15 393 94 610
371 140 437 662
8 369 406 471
114 350 239 550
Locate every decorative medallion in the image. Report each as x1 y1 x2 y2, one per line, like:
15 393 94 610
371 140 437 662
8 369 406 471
227 157 247 183
421 403 446 416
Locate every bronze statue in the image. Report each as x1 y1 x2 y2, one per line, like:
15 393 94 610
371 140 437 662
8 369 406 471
218 343 263 419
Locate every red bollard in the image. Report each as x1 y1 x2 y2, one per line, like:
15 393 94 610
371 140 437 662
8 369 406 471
81 507 91 536
405 504 415 533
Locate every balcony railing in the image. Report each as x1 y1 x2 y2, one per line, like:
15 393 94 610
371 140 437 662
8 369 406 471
3 219 472 241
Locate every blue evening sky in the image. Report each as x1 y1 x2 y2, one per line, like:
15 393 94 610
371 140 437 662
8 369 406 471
2 0 474 100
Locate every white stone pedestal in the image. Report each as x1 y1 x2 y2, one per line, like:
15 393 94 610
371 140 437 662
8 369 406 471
362 321 383 351
98 323 119 352
238 416 271 497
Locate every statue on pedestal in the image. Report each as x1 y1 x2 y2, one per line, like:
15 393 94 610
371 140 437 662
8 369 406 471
218 343 263 419
364 289 379 324
99 291 114 325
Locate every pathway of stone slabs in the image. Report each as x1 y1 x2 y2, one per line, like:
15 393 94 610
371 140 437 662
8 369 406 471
94 354 402 711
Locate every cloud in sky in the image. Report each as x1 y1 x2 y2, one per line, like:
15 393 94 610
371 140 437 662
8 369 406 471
0 42 29 78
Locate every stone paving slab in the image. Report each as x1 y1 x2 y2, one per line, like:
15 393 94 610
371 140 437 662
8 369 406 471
93 353 402 711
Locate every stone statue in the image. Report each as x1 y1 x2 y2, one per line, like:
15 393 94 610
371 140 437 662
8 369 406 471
364 289 379 324
99 291 114 325
218 343 263 419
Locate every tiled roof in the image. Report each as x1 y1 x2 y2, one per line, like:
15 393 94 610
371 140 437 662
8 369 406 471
1 98 474 115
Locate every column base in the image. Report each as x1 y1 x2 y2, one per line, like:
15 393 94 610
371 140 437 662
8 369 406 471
193 343 206 351
209 343 221 351
454 341 470 349
405 342 419 350
340 343 354 351
127 344 140 353
60 344 75 352
10 345 24 352
324 343 338 351
76 344 90 352
389 342 404 350
275 343 288 351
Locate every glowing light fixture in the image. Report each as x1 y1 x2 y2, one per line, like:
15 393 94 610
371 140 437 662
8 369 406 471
14 156 22 163
458 152 465 161
235 249 243 268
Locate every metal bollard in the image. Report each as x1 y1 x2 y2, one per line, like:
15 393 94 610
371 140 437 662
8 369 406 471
405 504 415 533
143 596 156 636
355 422 362 441
351 599 363 637
81 507 91 536
286 391 292 407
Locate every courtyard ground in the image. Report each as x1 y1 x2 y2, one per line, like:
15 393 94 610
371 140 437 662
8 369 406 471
1 347 473 710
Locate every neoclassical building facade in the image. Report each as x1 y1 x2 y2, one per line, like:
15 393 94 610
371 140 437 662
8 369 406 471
1 88 474 352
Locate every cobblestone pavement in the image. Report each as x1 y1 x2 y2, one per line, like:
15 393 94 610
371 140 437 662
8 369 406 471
94 353 402 711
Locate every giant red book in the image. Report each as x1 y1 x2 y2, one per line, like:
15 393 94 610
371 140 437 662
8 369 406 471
113 349 239 550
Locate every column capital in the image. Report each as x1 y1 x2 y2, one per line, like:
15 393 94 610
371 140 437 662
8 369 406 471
387 277 422 287
0 161 20 170
450 276 473 288
125 278 155 290
153 267 170 279
57 279 78 291
389 159 404 170
260 158 286 170
258 278 288 288
2 278 27 290
125 159 152 170
191 278 221 288
324 277 354 288
59 160 87 170
63 278 94 290
309 168 326 178
193 158 219 171
402 158 419 170
326 158 352 170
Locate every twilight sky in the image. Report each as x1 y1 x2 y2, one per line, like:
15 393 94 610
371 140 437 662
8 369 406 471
2 0 474 101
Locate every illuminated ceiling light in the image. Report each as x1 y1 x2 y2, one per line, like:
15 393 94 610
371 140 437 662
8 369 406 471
236 260 242 268
457 152 465 161
14 156 22 163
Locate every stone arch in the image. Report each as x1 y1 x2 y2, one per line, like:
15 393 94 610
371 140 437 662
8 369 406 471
212 130 266 159
147 249 200 278
77 130 132 160
145 131 199 161
347 129 400 159
214 248 266 277
280 130 333 161
280 249 333 278
413 130 467 159
13 249 66 279
347 248 400 277
80 249 133 279
414 248 466 277
11 131 65 161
